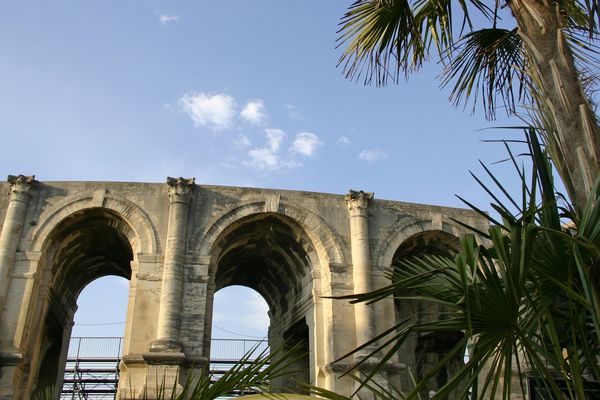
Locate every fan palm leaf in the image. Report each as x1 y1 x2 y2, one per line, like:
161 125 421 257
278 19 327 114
441 27 527 118
315 128 600 399
35 343 304 400
338 0 600 209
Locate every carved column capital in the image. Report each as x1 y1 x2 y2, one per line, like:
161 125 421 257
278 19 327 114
166 177 195 204
0 175 36 319
345 189 373 214
7 175 36 202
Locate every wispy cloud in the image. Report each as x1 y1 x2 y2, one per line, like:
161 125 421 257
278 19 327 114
285 104 302 120
179 92 237 130
290 132 322 156
248 147 280 169
336 136 351 145
265 128 285 152
358 148 388 162
159 14 179 25
247 129 299 170
176 92 322 168
241 100 267 125
235 134 251 148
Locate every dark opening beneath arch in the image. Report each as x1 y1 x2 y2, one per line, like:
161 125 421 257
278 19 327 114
211 214 314 393
392 230 464 399
35 209 133 396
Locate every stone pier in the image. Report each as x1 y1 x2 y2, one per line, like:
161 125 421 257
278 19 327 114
0 176 488 399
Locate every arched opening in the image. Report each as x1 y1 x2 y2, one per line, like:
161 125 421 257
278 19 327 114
70 276 129 337
32 208 134 397
210 285 270 394
207 214 316 394
212 286 269 340
392 230 463 399
62 276 129 397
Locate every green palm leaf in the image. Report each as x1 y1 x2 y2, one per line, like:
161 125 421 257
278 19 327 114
441 28 527 119
315 128 600 399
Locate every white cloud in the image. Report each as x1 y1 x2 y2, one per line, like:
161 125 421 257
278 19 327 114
159 14 179 25
336 136 351 145
265 128 285 152
246 130 320 169
235 134 251 148
248 148 279 169
240 100 267 125
246 129 299 170
285 104 302 120
290 132 322 156
179 92 236 130
358 148 388 162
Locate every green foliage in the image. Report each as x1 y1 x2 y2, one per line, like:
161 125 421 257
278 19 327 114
37 343 304 400
337 0 599 118
316 129 600 399
310 373 406 399
145 343 305 399
441 27 526 119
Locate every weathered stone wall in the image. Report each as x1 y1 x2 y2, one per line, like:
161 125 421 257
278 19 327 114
0 176 488 399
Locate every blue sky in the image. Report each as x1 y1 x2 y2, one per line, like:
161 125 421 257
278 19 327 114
1 2 528 341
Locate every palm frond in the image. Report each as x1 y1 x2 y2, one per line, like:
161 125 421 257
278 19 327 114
315 127 600 399
338 0 423 85
337 0 492 85
441 27 527 119
178 342 305 399
114 342 306 400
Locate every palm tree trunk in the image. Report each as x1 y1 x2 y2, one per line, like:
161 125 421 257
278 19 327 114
509 0 600 209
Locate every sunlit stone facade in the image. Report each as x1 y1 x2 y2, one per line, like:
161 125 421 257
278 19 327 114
0 176 488 399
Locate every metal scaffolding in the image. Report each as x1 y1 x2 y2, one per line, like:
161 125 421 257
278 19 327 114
61 337 122 399
61 337 269 399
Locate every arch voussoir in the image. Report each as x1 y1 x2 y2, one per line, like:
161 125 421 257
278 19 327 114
195 200 345 267
30 194 159 256
375 217 466 269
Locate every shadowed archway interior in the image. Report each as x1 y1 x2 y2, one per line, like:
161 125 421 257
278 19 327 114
214 214 314 319
48 209 133 296
210 213 315 393
34 208 133 395
392 230 463 399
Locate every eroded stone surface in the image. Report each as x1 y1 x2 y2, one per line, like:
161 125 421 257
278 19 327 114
0 177 488 399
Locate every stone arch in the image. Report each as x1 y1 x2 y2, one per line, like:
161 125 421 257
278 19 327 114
374 217 463 270
199 204 340 392
30 192 159 256
390 228 464 399
39 208 137 296
25 197 154 397
195 200 345 268
206 212 321 297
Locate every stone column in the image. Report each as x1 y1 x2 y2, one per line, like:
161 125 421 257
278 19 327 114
0 175 36 314
345 189 377 350
151 177 195 352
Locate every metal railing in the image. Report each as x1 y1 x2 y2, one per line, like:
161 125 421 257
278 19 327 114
210 338 269 362
62 337 123 399
67 337 124 360
61 337 269 399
